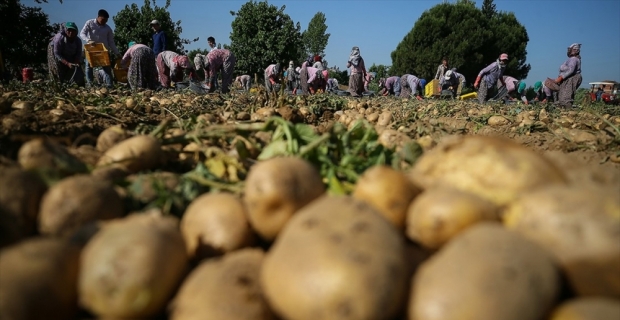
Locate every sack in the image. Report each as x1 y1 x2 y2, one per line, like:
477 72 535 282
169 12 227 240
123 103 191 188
545 78 560 91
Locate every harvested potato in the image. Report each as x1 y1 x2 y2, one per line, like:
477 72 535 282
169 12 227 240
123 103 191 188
169 249 274 320
181 192 254 260
353 165 421 230
504 185 620 298
96 125 130 152
549 297 620 320
244 157 325 240
18 138 88 175
0 237 81 320
543 150 620 188
410 135 567 205
406 187 499 249
38 175 124 236
0 166 47 238
410 223 559 320
96 135 163 173
261 196 408 320
127 171 180 203
79 212 188 318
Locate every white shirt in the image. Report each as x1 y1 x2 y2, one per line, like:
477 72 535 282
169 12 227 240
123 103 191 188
79 19 120 55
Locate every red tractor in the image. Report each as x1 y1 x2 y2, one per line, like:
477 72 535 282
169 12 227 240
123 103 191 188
588 81 619 105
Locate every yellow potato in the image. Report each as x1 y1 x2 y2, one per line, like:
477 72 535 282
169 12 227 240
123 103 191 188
169 249 274 320
0 166 47 240
549 297 620 320
261 196 408 320
96 135 163 173
410 135 567 205
353 165 421 230
96 125 130 152
17 138 87 175
406 187 499 249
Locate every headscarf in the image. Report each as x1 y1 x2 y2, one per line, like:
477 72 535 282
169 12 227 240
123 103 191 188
419 79 427 90
128 41 136 48
534 81 542 92
173 55 191 69
193 54 205 70
444 70 453 80
378 78 386 88
314 55 322 62
273 63 281 75
349 46 361 66
288 60 294 68
518 82 526 94
306 55 313 65
295 67 301 73
568 43 581 57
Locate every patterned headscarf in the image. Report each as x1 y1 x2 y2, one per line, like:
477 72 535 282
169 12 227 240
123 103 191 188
568 43 581 57
194 54 206 70
349 46 361 66
272 63 281 75
378 78 386 88
173 55 191 69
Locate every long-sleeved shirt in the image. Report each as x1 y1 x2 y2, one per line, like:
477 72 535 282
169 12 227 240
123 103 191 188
236 75 251 84
205 49 230 78
558 57 581 79
152 30 166 56
384 76 399 91
347 57 366 75
478 61 505 88
306 67 321 84
120 44 148 67
51 32 82 64
404 75 421 95
453 71 466 84
500 76 519 92
79 19 119 56
326 78 339 90
435 64 448 80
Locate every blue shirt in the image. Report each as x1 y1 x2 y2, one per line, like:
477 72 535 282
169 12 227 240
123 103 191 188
152 31 167 56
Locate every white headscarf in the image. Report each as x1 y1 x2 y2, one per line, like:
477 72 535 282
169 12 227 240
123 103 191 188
349 46 361 66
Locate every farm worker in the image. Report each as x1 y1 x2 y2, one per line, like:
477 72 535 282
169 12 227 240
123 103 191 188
95 68 111 86
555 43 582 108
440 70 458 92
326 78 339 93
474 53 508 104
285 61 297 93
47 22 85 86
150 20 167 57
379 76 401 97
312 55 324 70
121 41 158 90
155 51 195 88
298 56 314 91
399 74 426 100
301 67 323 95
364 73 375 92
206 37 219 90
264 63 281 92
193 53 209 80
80 9 120 88
204 48 236 94
451 68 466 96
235 75 251 91
500 76 528 104
532 81 553 103
434 57 449 80
317 70 329 93
347 46 367 97
301 55 313 69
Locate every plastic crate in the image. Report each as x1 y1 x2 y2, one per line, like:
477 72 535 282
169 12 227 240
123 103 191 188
113 58 128 83
84 43 110 68
459 92 478 100
425 79 440 97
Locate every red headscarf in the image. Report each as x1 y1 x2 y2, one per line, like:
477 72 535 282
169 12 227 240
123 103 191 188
173 55 191 69
314 55 322 62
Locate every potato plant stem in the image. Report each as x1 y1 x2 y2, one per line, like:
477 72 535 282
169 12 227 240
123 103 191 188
184 173 244 193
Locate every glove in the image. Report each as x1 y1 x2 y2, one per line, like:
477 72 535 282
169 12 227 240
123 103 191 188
269 78 276 85
309 87 315 94
416 95 423 101
555 76 563 84
474 76 481 89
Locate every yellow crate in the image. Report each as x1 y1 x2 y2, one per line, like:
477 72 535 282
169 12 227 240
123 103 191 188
459 92 478 100
425 79 440 97
84 43 110 67
113 68 128 83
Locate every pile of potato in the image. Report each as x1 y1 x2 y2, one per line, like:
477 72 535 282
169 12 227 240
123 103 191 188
1 125 620 320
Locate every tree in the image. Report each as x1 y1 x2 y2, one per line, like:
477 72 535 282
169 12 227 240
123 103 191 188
302 12 330 58
328 69 348 86
390 1 530 84
0 0 54 74
481 0 496 18
229 1 304 77
113 0 198 55
368 64 390 80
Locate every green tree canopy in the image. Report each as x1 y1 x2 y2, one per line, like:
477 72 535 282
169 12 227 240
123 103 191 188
229 1 304 77
368 64 390 80
113 0 198 55
390 0 530 83
302 12 330 58
1 0 54 73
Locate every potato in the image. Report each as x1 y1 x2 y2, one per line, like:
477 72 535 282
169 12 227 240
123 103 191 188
0 237 81 320
410 223 559 320
181 192 254 260
504 185 620 298
169 249 274 320
543 150 620 188
410 135 567 205
96 125 130 152
244 157 325 240
406 187 499 249
96 135 163 173
38 174 124 236
127 171 180 203
353 165 421 230
18 138 88 175
261 196 408 320
549 297 620 320
0 166 47 238
79 212 188 318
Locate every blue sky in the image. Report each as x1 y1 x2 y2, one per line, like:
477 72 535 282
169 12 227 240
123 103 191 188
27 0 620 87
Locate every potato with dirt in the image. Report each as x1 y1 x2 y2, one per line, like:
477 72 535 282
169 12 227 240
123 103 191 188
96 134 163 174
17 138 88 175
96 125 130 152
244 157 325 241
410 135 567 205
0 166 47 241
181 192 255 260
0 237 81 320
261 196 408 320
504 185 620 298
406 187 499 249
79 212 188 318
549 297 620 320
38 174 124 236
169 248 274 320
353 165 421 230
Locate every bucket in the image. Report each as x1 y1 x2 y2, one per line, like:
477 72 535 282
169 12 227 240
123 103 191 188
22 68 33 83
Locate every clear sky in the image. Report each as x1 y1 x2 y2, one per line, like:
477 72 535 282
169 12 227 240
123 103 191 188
27 0 620 87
